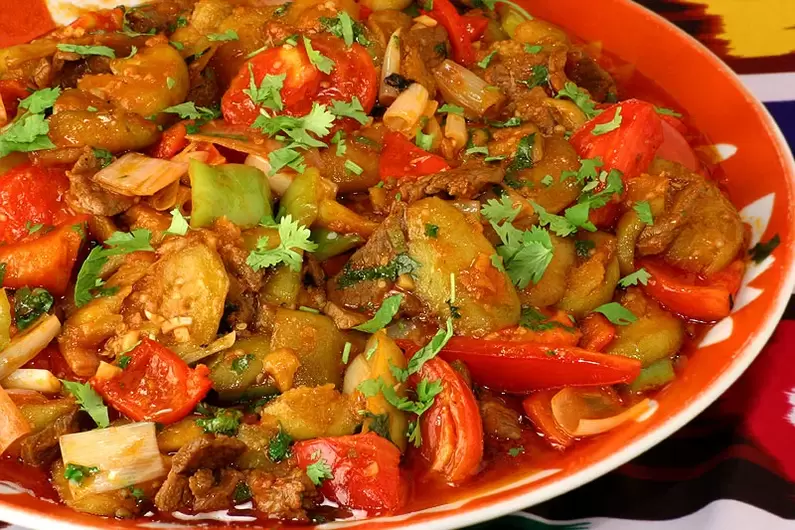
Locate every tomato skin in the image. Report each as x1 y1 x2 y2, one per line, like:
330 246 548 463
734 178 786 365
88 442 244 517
0 80 30 121
148 122 189 159
578 313 616 352
309 35 378 118
0 163 73 245
221 46 322 126
427 0 475 66
410 357 483 484
0 221 85 296
638 258 743 322
656 118 698 171
90 338 212 424
437 337 641 392
379 132 450 180
294 433 404 515
570 99 665 180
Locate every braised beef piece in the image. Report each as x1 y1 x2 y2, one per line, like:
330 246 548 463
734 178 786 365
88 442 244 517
400 25 449 96
247 463 318 521
478 392 522 441
154 435 247 513
564 49 617 102
390 163 504 204
19 408 80 466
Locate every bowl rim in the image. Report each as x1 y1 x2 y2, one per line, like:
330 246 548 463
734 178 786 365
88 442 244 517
1 1 795 530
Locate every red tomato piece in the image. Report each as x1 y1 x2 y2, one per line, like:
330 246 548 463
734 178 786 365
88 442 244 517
638 258 743 322
221 46 322 126
410 358 483 484
0 163 73 244
309 35 378 119
379 131 450 180
578 313 616 352
148 122 189 159
0 80 30 121
570 99 665 180
437 337 641 392
0 221 86 296
90 338 212 424
522 391 574 449
294 432 404 515
656 118 698 171
462 14 489 41
426 0 475 65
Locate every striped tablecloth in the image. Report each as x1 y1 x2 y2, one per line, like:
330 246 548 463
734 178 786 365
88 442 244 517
5 1 795 530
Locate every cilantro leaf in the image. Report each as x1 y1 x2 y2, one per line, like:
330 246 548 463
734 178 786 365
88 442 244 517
438 104 464 115
506 133 536 179
320 11 370 47
524 65 549 89
556 82 601 120
519 307 575 332
618 268 651 288
165 208 190 236
61 380 110 428
63 463 99 485
493 223 554 288
104 229 155 255
655 106 683 118
481 196 520 224
331 130 346 156
246 215 317 272
425 223 439 238
233 482 251 503
530 201 577 237
19 87 61 114
195 408 242 435
243 64 284 111
466 145 489 156
303 37 334 74
489 117 522 128
0 113 55 157
353 294 403 333
394 318 454 382
56 44 116 58
524 44 542 53
575 239 596 258
477 50 497 69
634 201 654 225
92 148 113 168
749 234 780 263
415 130 434 151
161 102 219 121
592 106 623 136
305 451 333 485
14 287 53 330
207 29 239 42
231 353 254 374
268 428 293 462
593 302 637 326
73 247 109 307
268 144 306 174
508 446 524 457
330 97 368 124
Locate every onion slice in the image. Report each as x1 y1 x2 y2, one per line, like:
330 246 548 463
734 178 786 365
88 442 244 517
432 60 505 117
0 315 61 381
0 384 31 455
384 83 430 136
1 368 61 393
379 29 402 106
550 386 653 437
92 153 188 197
180 331 237 365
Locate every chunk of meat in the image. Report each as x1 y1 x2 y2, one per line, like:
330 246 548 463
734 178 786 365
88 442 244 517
400 25 449 96
19 408 79 466
327 203 408 312
247 464 318 521
391 162 503 204
637 161 744 275
171 435 247 474
154 435 247 513
65 149 135 216
564 48 617 102
479 393 522 441
190 468 244 512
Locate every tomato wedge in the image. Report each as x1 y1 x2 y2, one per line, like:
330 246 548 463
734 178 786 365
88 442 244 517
90 338 212 424
0 221 86 296
309 35 378 118
221 46 322 126
570 99 664 180
426 0 475 66
410 357 483 484
0 163 73 244
148 121 189 159
638 258 743 322
294 432 404 515
379 132 450 180
0 80 30 121
578 313 616 352
437 337 641 392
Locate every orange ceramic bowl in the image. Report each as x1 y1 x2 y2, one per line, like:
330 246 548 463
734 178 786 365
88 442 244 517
1 0 794 529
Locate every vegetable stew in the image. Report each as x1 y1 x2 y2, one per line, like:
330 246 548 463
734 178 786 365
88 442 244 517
0 0 774 523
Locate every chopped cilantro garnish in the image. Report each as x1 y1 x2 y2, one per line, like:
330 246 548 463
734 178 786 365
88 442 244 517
618 268 651 288
592 106 623 136
246 215 317 272
593 302 637 326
